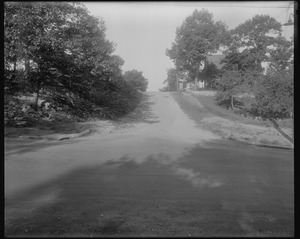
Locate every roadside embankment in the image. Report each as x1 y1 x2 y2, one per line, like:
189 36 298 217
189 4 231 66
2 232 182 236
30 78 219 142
4 92 151 143
172 91 293 149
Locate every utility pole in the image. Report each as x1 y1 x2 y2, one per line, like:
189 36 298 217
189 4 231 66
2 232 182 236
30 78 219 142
283 13 294 26
194 64 199 91
176 60 179 92
283 11 294 142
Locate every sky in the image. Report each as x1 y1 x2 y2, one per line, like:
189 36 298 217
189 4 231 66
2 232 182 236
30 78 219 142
82 1 295 91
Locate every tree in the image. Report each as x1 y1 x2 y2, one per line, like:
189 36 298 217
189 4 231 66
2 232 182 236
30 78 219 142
5 2 143 120
221 48 263 72
225 14 282 73
267 36 293 72
163 68 178 92
253 69 293 119
217 14 290 109
215 70 243 109
199 62 220 89
215 70 257 109
5 2 77 108
4 2 115 110
251 68 293 143
214 14 293 143
166 9 229 90
123 70 148 92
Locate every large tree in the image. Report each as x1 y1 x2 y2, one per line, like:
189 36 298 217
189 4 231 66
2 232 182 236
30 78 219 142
199 62 220 89
218 14 291 107
267 36 293 72
212 14 293 143
166 9 229 90
252 68 294 143
4 2 116 111
221 47 262 72
223 14 282 73
5 2 78 105
163 68 178 92
123 70 148 92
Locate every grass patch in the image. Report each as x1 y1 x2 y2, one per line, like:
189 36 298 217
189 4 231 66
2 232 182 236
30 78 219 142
193 93 269 126
172 92 293 143
190 93 292 129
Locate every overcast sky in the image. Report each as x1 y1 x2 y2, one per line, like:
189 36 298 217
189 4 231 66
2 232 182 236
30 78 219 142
82 1 294 91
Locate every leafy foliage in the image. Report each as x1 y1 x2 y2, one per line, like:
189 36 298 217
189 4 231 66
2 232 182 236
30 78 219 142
223 15 282 73
215 70 243 108
251 68 293 120
215 70 258 109
123 70 148 92
199 62 220 88
221 48 263 72
163 68 178 91
166 9 229 84
267 36 294 72
4 2 144 122
216 14 293 121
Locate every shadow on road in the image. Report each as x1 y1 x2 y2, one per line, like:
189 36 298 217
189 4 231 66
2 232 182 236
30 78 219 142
114 93 160 125
5 140 294 237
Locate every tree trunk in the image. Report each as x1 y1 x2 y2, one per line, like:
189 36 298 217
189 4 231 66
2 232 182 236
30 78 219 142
292 112 294 140
24 58 31 79
176 74 179 92
31 83 41 111
269 118 294 144
194 70 198 91
13 60 17 72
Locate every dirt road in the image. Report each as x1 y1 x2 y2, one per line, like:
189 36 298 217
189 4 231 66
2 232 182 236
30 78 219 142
5 92 294 237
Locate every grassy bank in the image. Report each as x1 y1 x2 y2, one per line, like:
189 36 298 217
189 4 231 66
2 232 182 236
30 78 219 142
187 91 292 129
172 91 293 147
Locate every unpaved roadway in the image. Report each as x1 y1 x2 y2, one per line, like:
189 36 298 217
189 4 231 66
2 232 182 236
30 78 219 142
5 92 294 237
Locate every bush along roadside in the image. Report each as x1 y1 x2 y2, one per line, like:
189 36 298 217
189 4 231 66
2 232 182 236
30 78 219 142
4 89 143 128
214 68 293 144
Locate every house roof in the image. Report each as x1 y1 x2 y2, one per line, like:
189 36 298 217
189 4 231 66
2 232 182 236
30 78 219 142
207 55 225 69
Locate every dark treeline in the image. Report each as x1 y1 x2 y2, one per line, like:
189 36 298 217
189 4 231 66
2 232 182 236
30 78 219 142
4 2 148 125
164 9 293 123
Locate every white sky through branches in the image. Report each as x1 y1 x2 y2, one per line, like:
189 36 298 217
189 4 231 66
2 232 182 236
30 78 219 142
82 1 295 91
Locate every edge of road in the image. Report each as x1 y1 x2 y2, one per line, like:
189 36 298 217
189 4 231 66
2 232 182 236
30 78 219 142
174 91 294 151
227 136 294 150
16 129 294 150
18 129 92 141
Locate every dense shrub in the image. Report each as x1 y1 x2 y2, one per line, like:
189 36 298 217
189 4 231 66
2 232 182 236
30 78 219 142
214 67 293 122
123 70 148 92
91 78 142 119
214 70 244 109
215 70 264 110
251 68 293 120
4 2 144 123
4 96 41 126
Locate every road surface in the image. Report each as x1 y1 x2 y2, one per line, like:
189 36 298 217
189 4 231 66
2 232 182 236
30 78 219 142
5 92 294 237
